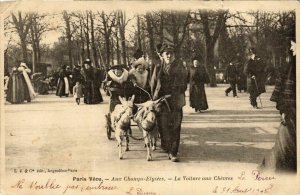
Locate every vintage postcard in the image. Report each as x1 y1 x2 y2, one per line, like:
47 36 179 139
1 1 299 195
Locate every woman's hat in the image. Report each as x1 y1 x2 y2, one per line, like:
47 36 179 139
132 57 148 69
133 49 144 60
109 64 127 71
20 62 28 68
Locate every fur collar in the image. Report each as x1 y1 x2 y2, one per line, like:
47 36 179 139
108 68 128 84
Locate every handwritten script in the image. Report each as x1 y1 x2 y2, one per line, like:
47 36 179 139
212 170 276 194
11 178 117 194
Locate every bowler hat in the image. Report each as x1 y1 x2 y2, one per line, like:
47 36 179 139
84 59 92 65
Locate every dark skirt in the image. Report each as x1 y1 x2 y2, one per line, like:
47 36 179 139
6 73 31 104
189 84 208 110
83 81 103 104
56 78 69 97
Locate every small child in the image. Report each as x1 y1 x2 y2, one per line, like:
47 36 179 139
73 81 83 105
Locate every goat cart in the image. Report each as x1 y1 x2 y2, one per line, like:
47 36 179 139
104 84 169 141
105 83 172 160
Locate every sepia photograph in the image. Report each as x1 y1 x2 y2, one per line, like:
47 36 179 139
1 1 298 194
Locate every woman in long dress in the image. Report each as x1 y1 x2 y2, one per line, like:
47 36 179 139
188 57 209 112
56 65 70 97
82 59 103 104
6 62 36 104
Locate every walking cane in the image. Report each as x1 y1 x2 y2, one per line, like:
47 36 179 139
253 77 263 108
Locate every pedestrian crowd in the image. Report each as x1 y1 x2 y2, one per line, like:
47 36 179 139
3 37 296 170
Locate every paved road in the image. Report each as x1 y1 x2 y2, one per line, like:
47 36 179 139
4 84 280 173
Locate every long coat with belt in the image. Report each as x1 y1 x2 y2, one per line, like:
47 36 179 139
188 65 209 110
244 57 266 95
82 67 103 104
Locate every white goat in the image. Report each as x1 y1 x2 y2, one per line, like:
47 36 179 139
134 95 169 161
111 95 135 159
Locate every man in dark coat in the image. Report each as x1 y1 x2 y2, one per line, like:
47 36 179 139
82 59 103 104
150 41 188 162
189 56 209 112
244 48 266 108
224 62 238 97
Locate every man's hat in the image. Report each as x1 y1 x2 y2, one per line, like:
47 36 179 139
192 55 201 62
84 59 92 65
156 42 175 54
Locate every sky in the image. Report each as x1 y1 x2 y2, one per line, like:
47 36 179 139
3 9 288 50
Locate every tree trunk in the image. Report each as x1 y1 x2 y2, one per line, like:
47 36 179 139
118 11 127 65
90 12 99 68
110 37 114 65
30 24 37 72
11 12 32 64
21 39 28 63
137 15 142 49
145 14 155 61
105 35 110 66
80 20 85 63
36 39 41 62
200 11 227 87
116 31 121 64
63 11 73 68
85 13 90 59
159 13 164 42
206 42 217 87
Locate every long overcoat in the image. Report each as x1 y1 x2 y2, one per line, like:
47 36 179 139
188 65 209 110
244 57 266 95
